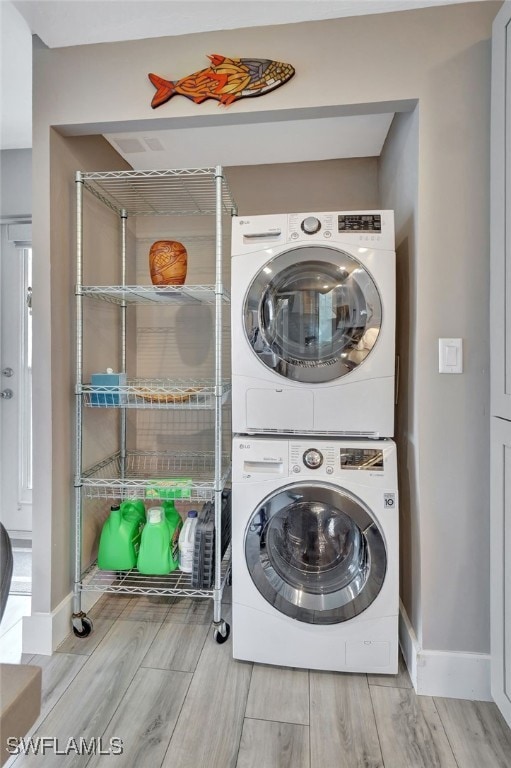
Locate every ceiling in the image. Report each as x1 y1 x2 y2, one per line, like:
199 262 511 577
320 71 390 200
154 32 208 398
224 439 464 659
104 113 396 170
1 0 481 162
12 0 480 49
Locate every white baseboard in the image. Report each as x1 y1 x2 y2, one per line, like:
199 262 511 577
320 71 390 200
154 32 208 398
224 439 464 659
399 601 491 701
22 590 101 656
6 529 32 541
398 598 419 688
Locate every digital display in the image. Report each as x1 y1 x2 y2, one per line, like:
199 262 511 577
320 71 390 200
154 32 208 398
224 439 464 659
340 449 384 470
338 214 382 233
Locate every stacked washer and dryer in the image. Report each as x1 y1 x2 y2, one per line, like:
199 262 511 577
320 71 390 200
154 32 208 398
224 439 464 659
230 211 399 674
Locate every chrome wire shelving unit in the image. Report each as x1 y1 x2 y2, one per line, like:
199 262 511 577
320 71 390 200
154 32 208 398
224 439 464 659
72 167 236 643
79 284 230 305
81 378 231 409
81 450 232 501
80 545 232 599
81 168 235 217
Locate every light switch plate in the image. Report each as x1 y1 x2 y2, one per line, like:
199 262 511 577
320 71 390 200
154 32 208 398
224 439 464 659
439 338 463 373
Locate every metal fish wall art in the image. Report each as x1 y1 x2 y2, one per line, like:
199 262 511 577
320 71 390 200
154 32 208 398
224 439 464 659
148 54 295 108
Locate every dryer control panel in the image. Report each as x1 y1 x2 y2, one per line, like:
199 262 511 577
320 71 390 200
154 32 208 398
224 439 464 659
231 210 395 253
285 210 394 249
288 212 335 241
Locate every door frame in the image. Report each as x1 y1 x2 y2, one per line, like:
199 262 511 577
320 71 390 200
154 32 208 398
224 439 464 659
0 221 33 536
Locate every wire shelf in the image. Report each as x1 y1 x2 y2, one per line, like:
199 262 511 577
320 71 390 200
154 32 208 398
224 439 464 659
80 168 237 217
79 546 232 598
78 285 230 305
81 451 231 501
81 379 231 409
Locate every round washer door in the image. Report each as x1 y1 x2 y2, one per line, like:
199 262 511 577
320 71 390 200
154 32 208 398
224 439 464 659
244 245 382 383
245 482 386 625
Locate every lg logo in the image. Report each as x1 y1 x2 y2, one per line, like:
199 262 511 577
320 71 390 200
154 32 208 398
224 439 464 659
239 443 251 450
239 220 251 225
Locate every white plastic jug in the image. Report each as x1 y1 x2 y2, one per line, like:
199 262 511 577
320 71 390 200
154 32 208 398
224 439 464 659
178 510 198 573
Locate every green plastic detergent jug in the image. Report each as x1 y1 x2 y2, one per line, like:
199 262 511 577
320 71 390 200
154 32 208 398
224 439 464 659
163 501 183 571
120 499 146 525
137 507 178 575
97 504 143 571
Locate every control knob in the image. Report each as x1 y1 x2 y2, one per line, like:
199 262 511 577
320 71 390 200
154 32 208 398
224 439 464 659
301 216 321 235
303 448 323 469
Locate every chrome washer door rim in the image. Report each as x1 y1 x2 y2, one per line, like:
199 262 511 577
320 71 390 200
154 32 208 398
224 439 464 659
243 245 383 384
245 481 387 625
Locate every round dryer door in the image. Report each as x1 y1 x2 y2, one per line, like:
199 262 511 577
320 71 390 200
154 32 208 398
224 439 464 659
244 245 382 383
245 482 386 625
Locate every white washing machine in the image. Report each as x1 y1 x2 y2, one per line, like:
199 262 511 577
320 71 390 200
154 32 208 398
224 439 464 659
232 436 399 673
231 211 395 437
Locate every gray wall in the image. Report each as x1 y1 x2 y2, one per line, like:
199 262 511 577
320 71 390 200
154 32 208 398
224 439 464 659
0 148 32 218
379 108 422 639
31 132 131 611
32 1 499 653
226 158 379 215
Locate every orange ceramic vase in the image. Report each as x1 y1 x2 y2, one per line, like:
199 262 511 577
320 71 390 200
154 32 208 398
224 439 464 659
149 240 188 286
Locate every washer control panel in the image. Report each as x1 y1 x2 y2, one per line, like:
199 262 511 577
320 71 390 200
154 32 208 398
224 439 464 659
289 442 385 476
233 438 394 486
290 443 336 476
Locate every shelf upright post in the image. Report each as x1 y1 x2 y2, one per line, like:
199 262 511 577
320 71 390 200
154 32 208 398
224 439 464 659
120 209 128 480
72 171 85 625
213 166 223 628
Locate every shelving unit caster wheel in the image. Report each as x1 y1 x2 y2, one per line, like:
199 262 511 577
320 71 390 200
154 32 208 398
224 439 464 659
72 613 93 638
214 621 230 644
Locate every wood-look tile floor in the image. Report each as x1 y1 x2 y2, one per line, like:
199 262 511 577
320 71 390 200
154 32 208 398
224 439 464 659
9 593 511 768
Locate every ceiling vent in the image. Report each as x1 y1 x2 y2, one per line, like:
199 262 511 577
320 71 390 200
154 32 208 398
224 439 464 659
112 136 166 154
113 138 146 154
143 136 165 152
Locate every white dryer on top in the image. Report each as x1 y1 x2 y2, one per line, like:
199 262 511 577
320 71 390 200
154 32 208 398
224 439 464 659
231 210 396 437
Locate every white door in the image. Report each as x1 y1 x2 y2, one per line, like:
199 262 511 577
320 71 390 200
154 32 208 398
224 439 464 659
0 223 32 535
490 418 511 726
491 0 511 728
